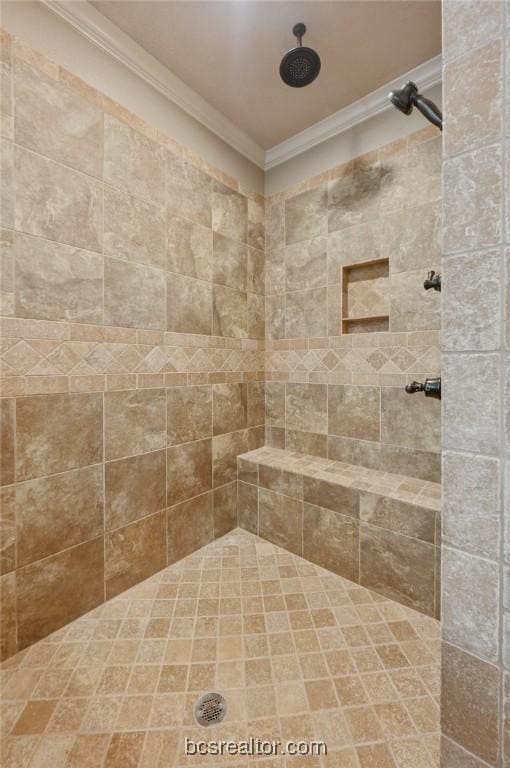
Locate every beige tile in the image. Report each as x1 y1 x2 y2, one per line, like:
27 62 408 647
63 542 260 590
167 214 212 280
445 40 502 157
14 232 103 323
259 488 303 555
105 511 166 599
213 382 247 435
247 245 264 294
442 547 499 662
17 537 104 649
16 393 102 481
286 287 328 338
357 744 396 767
212 182 247 243
344 705 383 743
381 387 441 454
442 641 499 765
237 480 258 534
105 450 166 531
444 145 503 253
303 477 359 518
303 503 359 582
213 481 237 538
212 284 247 338
265 294 285 339
167 385 212 446
104 185 166 270
167 492 214 564
248 292 265 340
104 114 165 204
166 439 212 505
285 186 327 245
443 250 501 351
167 272 212 334
166 153 212 228
360 524 435 616
443 0 503 62
213 231 247 290
17 465 103 567
360 492 435 544
14 146 102 252
328 158 381 232
0 485 15 574
104 388 166 461
443 352 499 454
104 257 166 330
390 269 440 333
286 383 327 434
0 396 14 485
212 427 263 487
328 385 380 442
103 731 145 768
285 236 327 292
0 138 13 229
14 59 103 177
0 571 16 660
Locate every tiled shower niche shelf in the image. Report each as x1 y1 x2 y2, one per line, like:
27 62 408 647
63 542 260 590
341 256 390 334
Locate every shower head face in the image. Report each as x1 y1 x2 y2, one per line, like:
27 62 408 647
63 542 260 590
280 22 321 88
388 81 418 116
280 46 321 87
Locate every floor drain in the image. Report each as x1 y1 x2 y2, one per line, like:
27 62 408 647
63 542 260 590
194 692 227 726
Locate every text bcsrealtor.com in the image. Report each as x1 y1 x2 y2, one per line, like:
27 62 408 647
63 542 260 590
184 737 327 757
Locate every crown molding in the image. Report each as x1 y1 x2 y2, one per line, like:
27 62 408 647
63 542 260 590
264 55 442 170
40 0 266 168
40 1 441 172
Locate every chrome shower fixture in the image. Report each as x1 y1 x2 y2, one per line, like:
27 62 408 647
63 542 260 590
388 81 443 130
280 23 321 88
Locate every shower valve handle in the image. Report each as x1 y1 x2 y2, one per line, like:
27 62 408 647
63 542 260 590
424 271 441 292
405 377 441 400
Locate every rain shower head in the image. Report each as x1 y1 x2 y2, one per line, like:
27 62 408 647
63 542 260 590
388 81 443 130
280 23 321 88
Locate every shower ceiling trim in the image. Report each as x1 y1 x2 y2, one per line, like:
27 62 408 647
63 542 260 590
41 0 442 171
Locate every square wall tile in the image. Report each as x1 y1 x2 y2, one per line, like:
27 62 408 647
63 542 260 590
16 393 103 481
167 273 212 335
167 492 214 564
213 481 237 538
104 257 166 331
105 449 166 531
286 383 328 435
328 385 381 442
442 546 499 663
104 185 166 270
212 232 247 291
285 185 328 245
285 288 328 338
259 488 303 555
104 114 165 205
105 511 166 599
0 397 14 486
212 182 248 243
212 284 247 338
167 215 212 281
15 146 102 252
0 486 15 574
0 571 16 660
441 641 500 765
303 503 359 582
167 385 212 446
104 388 166 461
15 233 103 324
328 156 381 232
14 58 103 178
167 439 212 506
167 153 213 228
16 465 104 567
381 387 441 454
213 383 247 435
17 537 104 649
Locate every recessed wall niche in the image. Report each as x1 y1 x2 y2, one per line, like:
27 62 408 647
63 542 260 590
341 257 390 334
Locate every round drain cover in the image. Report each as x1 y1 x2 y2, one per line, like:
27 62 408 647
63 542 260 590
194 692 227 727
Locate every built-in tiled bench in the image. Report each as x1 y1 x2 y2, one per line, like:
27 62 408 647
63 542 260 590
237 447 441 619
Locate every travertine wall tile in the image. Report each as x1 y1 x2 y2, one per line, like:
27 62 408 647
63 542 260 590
237 479 258 534
15 147 102 251
212 182 248 243
167 491 214 564
212 481 237 537
104 114 165 205
443 0 503 62
285 185 328 245
17 537 104 648
104 185 166 270
442 547 499 663
167 385 212 445
443 250 501 351
259 487 303 555
105 449 166 531
15 233 103 324
16 465 104 567
441 642 500 765
0 485 15 574
167 273 212 335
286 383 328 434
14 58 103 177
104 388 166 461
104 257 166 331
167 153 213 228
104 510 166 599
381 387 441 453
166 438 212 506
0 571 16 659
303 502 359 581
167 214 212 281
16 392 102 481
328 384 380 441
213 382 247 435
0 396 14 485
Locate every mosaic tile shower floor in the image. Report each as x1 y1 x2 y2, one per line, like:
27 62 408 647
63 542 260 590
0 529 440 768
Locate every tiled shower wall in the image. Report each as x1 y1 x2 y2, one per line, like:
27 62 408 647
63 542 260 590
0 32 265 660
264 128 442 483
441 2 510 767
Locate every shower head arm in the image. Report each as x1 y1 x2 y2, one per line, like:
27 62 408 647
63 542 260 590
413 93 443 131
